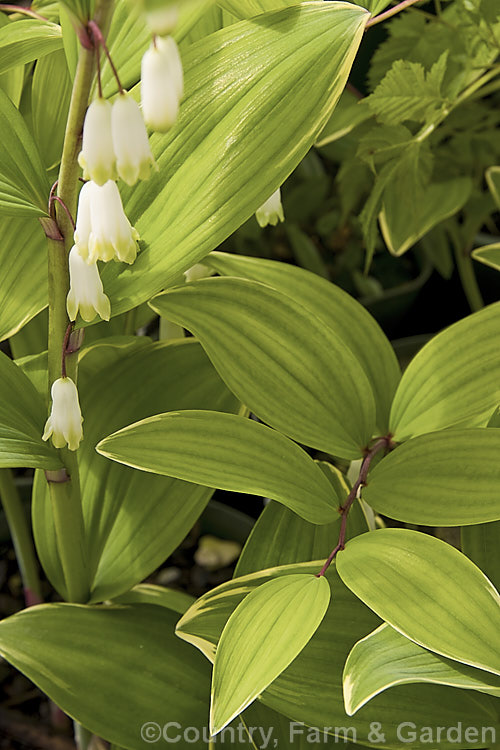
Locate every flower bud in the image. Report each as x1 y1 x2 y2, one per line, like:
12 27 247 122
78 98 116 186
111 93 156 186
146 5 179 35
255 188 285 228
42 377 83 452
67 245 111 323
74 180 140 265
184 262 215 282
141 36 183 132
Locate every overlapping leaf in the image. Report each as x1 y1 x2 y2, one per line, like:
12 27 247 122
0 604 212 750
207 252 400 432
33 340 240 602
389 302 500 439
0 351 61 470
151 277 376 458
97 411 339 524
101 3 369 315
336 529 500 676
235 462 369 576
177 562 500 747
343 624 500 716
0 18 62 76
211 574 330 733
363 429 500 525
0 88 50 216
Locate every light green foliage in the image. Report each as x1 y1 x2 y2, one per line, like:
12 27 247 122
33 340 240 602
390 303 500 439
178 562 498 747
0 218 47 342
0 88 49 216
235 462 369 576
210 574 330 732
365 55 449 126
101 3 369 315
336 529 500 675
98 410 340 524
0 19 62 76
32 49 72 171
362 429 500 525
343 624 500 716
0 604 214 750
151 277 376 458
0 0 499 746
207 253 400 432
0 351 61 470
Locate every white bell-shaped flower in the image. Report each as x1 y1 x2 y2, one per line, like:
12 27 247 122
111 93 156 186
78 98 116 186
146 5 179 35
255 188 285 228
42 377 83 452
74 180 92 254
67 245 111 323
74 180 140 265
141 36 184 132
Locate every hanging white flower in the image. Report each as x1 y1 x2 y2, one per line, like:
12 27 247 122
42 377 84 452
78 98 116 186
141 35 184 132
146 5 179 35
111 93 156 186
74 180 140 265
66 245 111 323
255 188 285 228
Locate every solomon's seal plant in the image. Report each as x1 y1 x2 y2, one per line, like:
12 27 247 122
0 0 499 748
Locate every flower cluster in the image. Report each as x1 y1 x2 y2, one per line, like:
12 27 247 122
45 6 185 452
67 9 184 330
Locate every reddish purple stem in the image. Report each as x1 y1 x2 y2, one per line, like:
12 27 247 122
316 435 394 577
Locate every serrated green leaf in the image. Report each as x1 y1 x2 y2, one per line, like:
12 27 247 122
389 302 500 439
0 351 61 470
365 56 447 126
150 277 376 459
363 429 500 526
177 561 499 747
0 19 62 76
0 603 214 750
33 340 240 602
0 217 47 342
343 624 500 716
100 3 369 317
336 529 500 676
211 574 330 733
207 253 399 433
98 410 338 525
0 87 50 216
